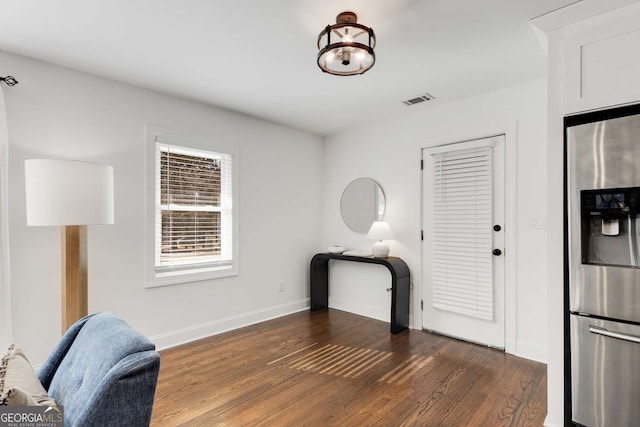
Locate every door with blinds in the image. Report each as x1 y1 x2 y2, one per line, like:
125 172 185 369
422 135 505 348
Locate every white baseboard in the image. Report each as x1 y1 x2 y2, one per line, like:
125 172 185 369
515 340 547 364
150 298 309 351
329 297 390 324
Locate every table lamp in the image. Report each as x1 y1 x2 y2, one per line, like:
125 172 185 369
25 159 114 332
367 220 394 258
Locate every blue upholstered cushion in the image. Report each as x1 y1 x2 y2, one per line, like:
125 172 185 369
38 312 160 427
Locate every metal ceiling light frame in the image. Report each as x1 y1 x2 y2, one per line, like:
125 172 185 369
317 11 376 76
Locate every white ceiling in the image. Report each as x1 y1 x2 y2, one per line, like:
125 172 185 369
0 0 579 136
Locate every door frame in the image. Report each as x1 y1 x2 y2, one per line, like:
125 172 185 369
418 123 517 355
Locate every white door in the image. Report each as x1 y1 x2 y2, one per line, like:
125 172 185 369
422 135 505 348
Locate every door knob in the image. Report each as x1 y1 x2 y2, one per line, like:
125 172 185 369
492 249 502 256
493 225 502 232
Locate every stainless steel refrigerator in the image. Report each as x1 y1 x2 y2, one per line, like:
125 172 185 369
566 105 640 427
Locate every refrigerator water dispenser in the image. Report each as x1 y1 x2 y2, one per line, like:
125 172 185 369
581 187 640 267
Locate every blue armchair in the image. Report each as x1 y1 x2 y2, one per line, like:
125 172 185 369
38 312 161 427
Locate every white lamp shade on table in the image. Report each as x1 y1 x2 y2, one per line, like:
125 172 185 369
25 159 114 226
367 220 394 258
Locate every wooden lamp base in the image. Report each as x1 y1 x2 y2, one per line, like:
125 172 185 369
61 225 88 332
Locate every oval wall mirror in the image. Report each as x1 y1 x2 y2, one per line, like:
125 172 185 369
340 178 386 233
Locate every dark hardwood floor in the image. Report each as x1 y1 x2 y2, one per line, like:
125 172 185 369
151 309 547 426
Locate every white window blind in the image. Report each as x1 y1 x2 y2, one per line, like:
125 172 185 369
155 141 233 273
430 140 494 320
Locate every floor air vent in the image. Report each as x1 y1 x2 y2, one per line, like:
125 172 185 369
403 93 435 106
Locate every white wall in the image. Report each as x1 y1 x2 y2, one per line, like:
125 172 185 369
323 79 549 363
2 51 324 364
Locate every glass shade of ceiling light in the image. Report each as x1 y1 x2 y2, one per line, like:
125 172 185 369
317 11 376 76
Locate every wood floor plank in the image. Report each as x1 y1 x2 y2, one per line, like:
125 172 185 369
151 309 547 426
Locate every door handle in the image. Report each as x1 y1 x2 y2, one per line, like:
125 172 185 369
589 325 640 344
493 225 502 232
492 249 502 256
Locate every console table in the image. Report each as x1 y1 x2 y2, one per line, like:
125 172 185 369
310 253 410 334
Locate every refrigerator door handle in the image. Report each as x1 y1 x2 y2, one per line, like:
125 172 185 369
589 325 640 344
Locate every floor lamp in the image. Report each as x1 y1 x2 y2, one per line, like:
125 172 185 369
25 159 114 332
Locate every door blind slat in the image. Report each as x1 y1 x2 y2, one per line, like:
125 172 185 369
430 144 494 321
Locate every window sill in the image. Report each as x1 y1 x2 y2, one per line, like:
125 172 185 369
145 265 238 288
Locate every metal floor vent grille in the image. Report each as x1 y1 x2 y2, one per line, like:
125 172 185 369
403 93 435 106
269 343 433 384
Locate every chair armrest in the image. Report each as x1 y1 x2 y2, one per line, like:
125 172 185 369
68 350 161 427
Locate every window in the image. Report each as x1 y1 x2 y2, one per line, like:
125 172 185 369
146 127 238 286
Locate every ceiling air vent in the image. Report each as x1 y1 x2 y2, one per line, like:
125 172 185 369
403 93 435 106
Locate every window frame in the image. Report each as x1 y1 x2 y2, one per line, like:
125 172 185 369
145 126 239 287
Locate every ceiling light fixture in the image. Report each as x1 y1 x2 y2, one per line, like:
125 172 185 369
317 11 376 76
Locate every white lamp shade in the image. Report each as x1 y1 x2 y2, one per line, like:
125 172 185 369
366 221 394 241
25 159 114 226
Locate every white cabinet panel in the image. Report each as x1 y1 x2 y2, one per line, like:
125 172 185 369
581 30 640 98
565 9 640 114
